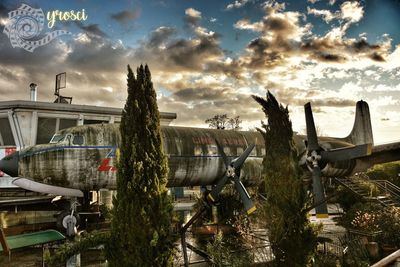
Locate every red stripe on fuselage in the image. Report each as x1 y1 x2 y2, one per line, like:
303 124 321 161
98 158 117 172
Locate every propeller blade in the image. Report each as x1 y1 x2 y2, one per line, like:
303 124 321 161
233 144 256 169
320 143 372 162
233 175 256 214
215 140 230 168
304 103 319 151
311 166 328 218
208 175 229 202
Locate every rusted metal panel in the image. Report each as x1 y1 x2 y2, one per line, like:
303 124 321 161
15 123 367 191
17 125 267 190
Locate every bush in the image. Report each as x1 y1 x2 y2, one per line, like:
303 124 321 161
45 231 110 266
313 252 340 267
376 206 400 247
367 161 400 187
347 205 400 247
335 185 363 212
338 202 381 229
206 232 254 267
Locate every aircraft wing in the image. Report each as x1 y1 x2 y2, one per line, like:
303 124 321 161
353 141 400 173
0 196 55 207
12 178 84 197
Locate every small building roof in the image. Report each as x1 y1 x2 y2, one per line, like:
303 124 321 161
0 229 65 252
0 100 177 120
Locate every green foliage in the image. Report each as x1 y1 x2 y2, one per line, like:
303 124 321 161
313 252 340 267
191 189 253 267
335 185 363 212
341 235 371 267
211 187 251 231
376 207 400 246
253 92 318 267
340 203 400 247
206 232 254 267
367 161 400 187
357 180 380 197
338 202 381 230
106 65 175 266
45 231 110 267
335 178 380 213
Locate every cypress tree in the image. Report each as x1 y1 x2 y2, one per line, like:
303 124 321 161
106 65 175 266
253 92 317 267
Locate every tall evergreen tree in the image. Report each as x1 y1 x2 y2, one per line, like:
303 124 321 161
253 92 317 267
106 65 175 267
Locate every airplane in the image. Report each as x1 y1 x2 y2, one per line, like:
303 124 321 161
0 100 399 224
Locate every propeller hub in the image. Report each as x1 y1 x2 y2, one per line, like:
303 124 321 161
226 165 235 177
307 150 321 167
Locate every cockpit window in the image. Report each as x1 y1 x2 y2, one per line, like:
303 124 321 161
72 135 84 146
50 134 66 143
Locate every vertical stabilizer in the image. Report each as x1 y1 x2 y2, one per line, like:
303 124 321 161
343 100 374 145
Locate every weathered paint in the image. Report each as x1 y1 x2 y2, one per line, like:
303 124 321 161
16 124 363 191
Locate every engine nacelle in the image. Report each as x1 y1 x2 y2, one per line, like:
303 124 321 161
302 141 357 177
320 160 356 177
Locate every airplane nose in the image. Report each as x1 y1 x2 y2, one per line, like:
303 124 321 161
0 151 19 177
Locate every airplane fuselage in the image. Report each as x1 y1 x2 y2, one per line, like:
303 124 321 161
11 124 368 191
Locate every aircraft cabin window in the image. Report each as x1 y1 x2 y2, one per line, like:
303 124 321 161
72 135 84 146
250 148 257 157
194 145 203 156
261 148 266 156
207 145 218 156
50 134 66 143
237 147 244 156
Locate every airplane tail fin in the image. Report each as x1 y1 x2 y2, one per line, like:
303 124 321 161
342 100 374 146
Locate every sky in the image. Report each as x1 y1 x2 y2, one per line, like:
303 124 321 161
0 0 399 144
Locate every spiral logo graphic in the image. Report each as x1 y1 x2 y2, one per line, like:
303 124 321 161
3 4 71 52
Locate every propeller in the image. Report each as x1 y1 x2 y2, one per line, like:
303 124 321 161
207 142 256 215
304 103 372 218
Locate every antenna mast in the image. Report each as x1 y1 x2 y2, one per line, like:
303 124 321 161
54 72 72 104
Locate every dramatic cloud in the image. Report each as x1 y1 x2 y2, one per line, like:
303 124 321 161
226 0 249 10
172 87 229 101
307 7 338 23
340 1 364 23
0 0 399 142
134 11 223 73
111 9 141 24
146 26 177 48
234 19 263 31
75 22 108 38
184 8 202 27
236 0 389 69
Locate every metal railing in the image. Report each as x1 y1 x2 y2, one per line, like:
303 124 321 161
371 180 400 200
335 176 400 207
334 177 369 198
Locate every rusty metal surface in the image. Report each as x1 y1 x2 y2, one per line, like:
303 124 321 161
14 124 387 192
17 125 269 189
